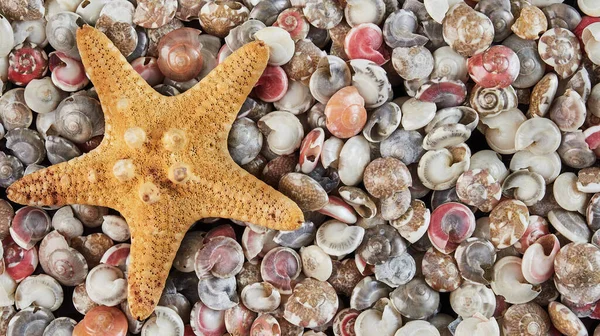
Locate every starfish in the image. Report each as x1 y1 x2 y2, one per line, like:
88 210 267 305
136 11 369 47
7 25 304 320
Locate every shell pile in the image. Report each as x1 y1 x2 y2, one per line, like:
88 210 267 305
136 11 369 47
2 0 600 335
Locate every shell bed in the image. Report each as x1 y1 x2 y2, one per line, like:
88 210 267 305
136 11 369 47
2 0 600 335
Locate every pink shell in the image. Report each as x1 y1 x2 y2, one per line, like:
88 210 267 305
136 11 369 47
318 196 358 224
332 308 360 336
325 86 367 139
9 206 51 250
204 224 236 243
273 8 310 41
428 202 476 254
344 23 390 65
131 57 165 87
416 78 468 108
260 247 301 294
195 236 244 279
468 46 520 89
48 51 89 92
7 42 48 86
574 16 600 43
190 301 226 336
224 303 257 336
298 127 325 174
2 237 38 282
254 66 289 103
514 216 550 254
521 234 560 285
100 243 131 272
241 226 269 261
250 314 281 336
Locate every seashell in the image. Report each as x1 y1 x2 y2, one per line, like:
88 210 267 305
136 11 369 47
521 234 559 286
553 172 589 213
357 224 407 266
491 256 541 304
363 157 411 199
580 0 600 17
224 19 265 52
354 302 402 336
511 4 548 40
71 233 113 269
0 15 13 57
258 111 304 155
502 302 550 336
0 270 16 307
279 172 328 211
194 236 243 280
319 137 342 170
190 301 226 336
380 129 424 165
172 231 204 273
378 189 411 221
339 186 377 219
390 199 430 243
315 220 365 257
456 169 502 212
309 56 351 105
273 8 310 41
298 245 332 281
261 154 297 188
9 206 50 250
197 1 248 38
14 274 63 311
228 117 263 165
468 46 520 89
0 153 23 188
514 117 561 155
396 320 440 336
474 0 513 42
5 128 46 165
502 36 544 90
362 102 401 143
158 292 192 329
6 307 54 336
554 242 600 304
85 264 127 306
260 246 301 294
565 67 591 102
7 42 48 86
76 0 110 25
156 28 203 82
140 306 184 336
240 281 281 313
24 78 66 114
249 0 290 26
455 237 496 285
350 276 391 310
543 3 581 30
100 243 130 272
390 277 439 319
71 283 98 315
547 301 587 336
382 9 428 49
198 276 239 311
303 0 343 29
489 200 529 249
338 135 371 186
582 22 600 66
332 308 359 336
415 78 468 108
349 59 392 108
132 0 177 29
587 193 600 231
442 3 494 57
254 26 295 66
548 89 586 132
249 314 281 336
43 317 77 336
469 150 508 183
502 170 546 206
38 231 87 286
282 39 324 84
514 215 550 254
71 204 108 228
539 28 582 78
0 306 14 336
0 200 13 240
509 151 561 184
528 72 558 117
422 247 461 292
344 0 385 27
273 80 314 115
428 202 476 254
578 166 600 193
24 164 45 176
401 98 436 131
431 46 468 82
423 0 461 24
470 85 518 118
548 209 591 243
54 95 104 144
318 195 357 224
450 282 496 319
103 22 138 58
344 23 389 65
273 220 316 249
417 144 471 191
46 12 80 61
224 303 256 336
284 278 338 328
455 315 500 336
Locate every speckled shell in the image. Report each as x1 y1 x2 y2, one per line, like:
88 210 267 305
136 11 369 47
502 303 551 336
442 3 494 57
456 169 502 212
489 200 529 249
363 157 411 199
511 4 548 40
538 28 582 79
303 0 344 30
279 173 328 212
283 278 339 328
528 72 558 117
554 243 600 304
199 1 250 38
422 247 461 292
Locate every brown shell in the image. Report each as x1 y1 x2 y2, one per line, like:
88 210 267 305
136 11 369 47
236 261 263 289
363 157 412 199
548 301 587 336
511 4 548 40
554 243 600 304
327 259 363 297
262 155 298 188
0 0 44 21
390 199 430 244
455 169 502 212
147 18 185 58
104 22 139 58
489 199 529 249
134 0 178 29
502 303 551 336
578 166 600 190
279 173 329 212
442 3 494 57
283 278 339 328
199 1 249 38
282 39 325 84
71 233 115 269
0 199 13 240
422 247 462 292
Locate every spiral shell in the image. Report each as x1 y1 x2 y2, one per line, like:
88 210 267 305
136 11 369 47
325 86 367 139
442 3 494 57
225 19 265 51
260 246 301 294
199 1 249 38
501 303 550 336
284 278 338 328
383 9 429 48
254 26 295 66
470 85 518 118
390 277 439 319
554 242 600 304
273 8 310 41
309 55 351 104
344 23 389 65
538 28 582 79
431 46 468 82
303 0 343 30
392 46 434 81
450 282 496 319
511 4 548 40
422 247 461 292
46 12 80 60
14 274 63 311
157 28 203 82
55 95 104 144
5 128 46 166
195 236 244 280
134 0 177 29
7 42 48 87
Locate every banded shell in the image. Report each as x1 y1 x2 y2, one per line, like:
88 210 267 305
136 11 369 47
261 246 301 294
5 128 45 166
349 59 392 108
316 220 365 257
390 199 430 243
501 303 550 336
470 85 518 118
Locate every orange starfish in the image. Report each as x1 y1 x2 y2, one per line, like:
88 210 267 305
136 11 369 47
7 25 304 320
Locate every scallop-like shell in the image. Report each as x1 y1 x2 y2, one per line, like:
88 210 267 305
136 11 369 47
417 144 471 191
528 73 558 117
501 303 550 336
157 28 203 82
14 274 63 311
46 12 80 60
261 246 301 294
55 95 104 144
514 117 561 155
6 307 54 336
554 242 600 304
344 23 389 65
258 111 304 155
85 264 127 306
338 135 371 186
511 4 548 40
254 26 295 66
450 282 496 319
491 256 540 304
195 236 244 280
422 247 461 292
284 278 338 328
489 200 530 249
350 276 391 310
468 45 520 89
538 28 582 79
390 277 439 319
442 3 494 57
470 85 518 118
456 169 502 212
502 170 546 206
309 55 351 105
24 77 66 114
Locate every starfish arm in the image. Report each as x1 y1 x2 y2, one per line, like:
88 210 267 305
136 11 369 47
175 41 269 136
76 25 159 123
6 152 120 208
191 160 304 231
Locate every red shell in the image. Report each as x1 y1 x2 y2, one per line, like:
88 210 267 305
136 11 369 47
344 23 390 65
73 305 128 336
261 247 301 294
204 224 236 243
131 57 165 87
298 127 325 174
416 78 468 108
254 66 289 102
333 308 359 336
8 42 48 86
428 202 476 254
2 237 38 282
575 16 600 43
48 51 89 92
468 46 520 89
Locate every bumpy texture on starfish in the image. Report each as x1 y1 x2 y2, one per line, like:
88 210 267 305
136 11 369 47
7 25 304 320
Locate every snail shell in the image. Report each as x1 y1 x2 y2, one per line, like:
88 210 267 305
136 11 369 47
501 303 550 336
456 169 502 212
344 0 385 27
24 78 66 114
309 55 351 105
195 236 244 279
198 276 239 311
273 8 310 41
350 59 393 108
489 199 530 249
582 22 600 66
350 276 391 310
468 45 520 89
554 243 600 304
37 231 87 286
9 206 50 250
509 150 561 184
383 9 429 48
502 34 545 88
450 282 496 319
6 307 54 336
273 80 314 115
101 215 130 242
548 89 586 132
490 256 541 304
0 89 33 131
43 317 77 336
258 111 304 155
392 46 434 81
390 277 439 319
260 246 301 294
100 244 130 272
0 153 24 188
431 46 468 82
528 73 558 117
284 278 338 328
5 128 46 165
0 271 16 307
502 170 546 206
579 0 600 17
273 220 316 249
228 117 263 165
249 0 290 26
134 0 177 29
85 264 127 306
470 85 518 118
514 117 561 155
190 301 226 336
282 39 324 83
338 135 371 186
225 19 265 51
543 3 582 30
198 1 249 38
224 303 256 336
417 144 471 191
55 95 104 144
401 98 436 131
422 247 461 292
548 301 587 336
511 4 548 40
549 209 591 244
303 0 343 30
538 28 582 79
141 306 184 336
442 3 494 57
553 172 589 213
241 282 281 313
157 28 203 82
72 283 98 315
279 172 328 212
380 129 424 166
300 245 332 281
0 15 13 57
316 220 365 257
521 234 560 285
15 274 63 311
415 78 467 108
254 26 295 66
344 23 389 65
455 237 496 285
396 320 440 336
48 51 89 92
476 0 515 42
46 12 81 60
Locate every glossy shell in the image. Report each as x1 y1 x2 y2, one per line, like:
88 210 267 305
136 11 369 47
502 303 551 336
554 243 600 304
468 46 520 89
422 247 461 292
502 34 545 89
428 202 476 254
390 277 439 319
157 28 203 82
489 200 530 249
455 237 496 285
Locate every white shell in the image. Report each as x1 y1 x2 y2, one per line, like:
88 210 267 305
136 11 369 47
101 215 130 242
401 98 437 131
350 59 393 108
514 118 561 155
240 282 281 313
579 0 600 17
338 135 371 186
321 136 344 169
0 271 16 306
96 0 135 25
502 170 546 206
316 220 365 257
509 151 562 184
0 15 14 58
345 0 385 26
24 78 65 114
455 314 500 336
355 304 403 336
424 0 464 24
521 235 559 285
469 150 508 183
12 19 48 47
274 81 314 115
490 256 540 304
450 283 496 319
395 320 440 336
51 205 84 239
254 27 295 66
14 274 63 311
300 245 332 281
258 111 304 155
481 108 527 155
431 46 469 82
76 0 110 25
417 144 470 190
583 23 600 66
142 306 185 336
85 264 128 306
553 172 590 214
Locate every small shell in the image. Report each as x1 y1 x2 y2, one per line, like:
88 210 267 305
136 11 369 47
282 39 324 83
489 200 530 249
9 206 50 250
548 209 591 243
309 55 351 104
300 245 332 281
354 303 402 336
422 247 461 292
55 95 105 144
46 12 80 60
548 301 587 336
100 244 130 272
258 111 304 155
469 150 508 183
225 19 265 51
101 215 130 242
273 8 310 41
0 271 16 307
249 314 281 336
350 59 392 108
583 23 600 66
401 98 436 131
44 317 77 336
392 46 434 81
14 274 63 311
6 307 54 336
224 303 256 336
363 157 411 199
198 1 249 38
528 73 558 117
456 169 502 212
7 42 48 86
428 202 476 254
580 0 600 17
71 204 108 228
357 224 407 265
141 306 185 336
190 301 226 336
198 276 239 311
514 215 550 254
254 26 295 66
279 173 328 211
509 151 561 184
195 236 244 280
241 282 281 313
71 233 114 269
476 0 514 42
316 220 365 257
390 199 430 243
350 276 391 310
344 23 389 65
85 264 127 306
0 200 13 240
248 0 289 26
273 80 314 115
454 237 496 285
344 0 385 27
23 78 66 114
273 220 316 249
470 85 518 118
450 282 496 319
554 243 600 305
415 78 467 108
0 153 23 188
554 172 590 213
502 170 546 206
491 256 541 304
514 117 561 155
548 89 586 132
455 315 500 336
502 34 546 89
38 231 87 286
511 4 548 40
442 3 494 57
521 234 559 285
303 0 343 29
5 128 46 166
538 28 582 79
502 303 551 336
228 117 263 165
0 15 13 57
156 28 203 82
468 46 520 89
72 283 98 315
284 278 338 328
380 129 424 165
431 46 468 82
395 320 440 336
261 246 301 294
417 144 471 191
338 135 371 186
390 277 439 319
